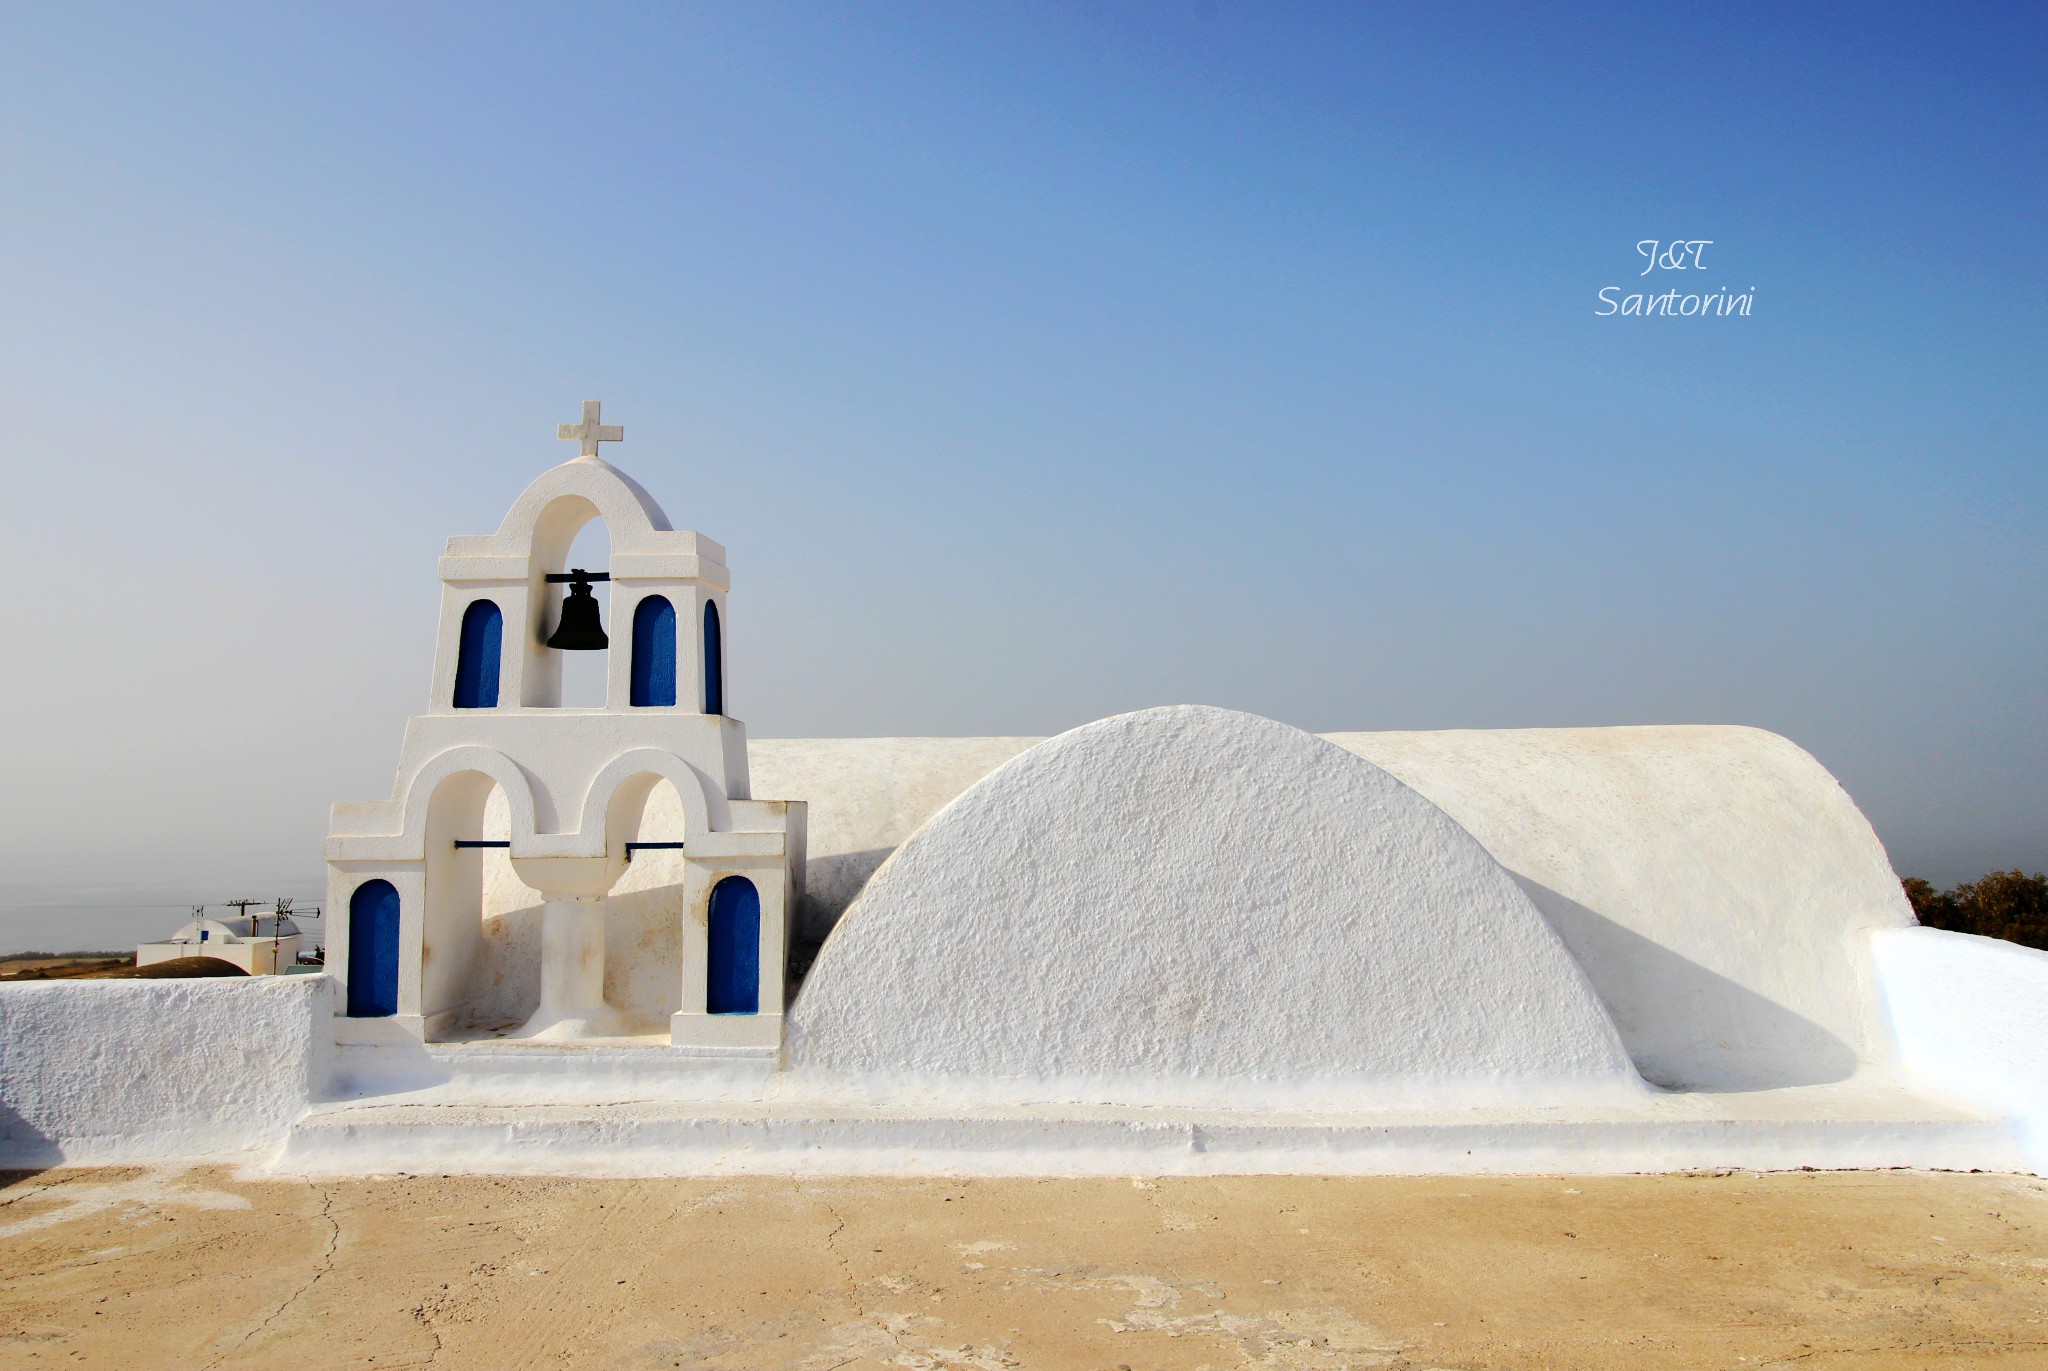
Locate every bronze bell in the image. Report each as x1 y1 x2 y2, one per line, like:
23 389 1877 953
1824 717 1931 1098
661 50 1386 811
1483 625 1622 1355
545 568 609 650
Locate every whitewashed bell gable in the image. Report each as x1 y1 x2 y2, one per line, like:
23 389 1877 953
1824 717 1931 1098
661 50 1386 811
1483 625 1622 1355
324 403 804 1053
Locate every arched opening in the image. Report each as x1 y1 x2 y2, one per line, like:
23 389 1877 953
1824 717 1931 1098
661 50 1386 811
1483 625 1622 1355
452 600 502 709
706 876 760 1015
702 601 724 715
554 517 612 708
346 879 401 1018
603 775 691 1026
448 782 543 1035
420 769 507 1038
630 595 677 707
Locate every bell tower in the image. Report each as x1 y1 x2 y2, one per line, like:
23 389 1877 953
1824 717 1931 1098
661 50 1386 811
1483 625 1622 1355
324 403 806 1053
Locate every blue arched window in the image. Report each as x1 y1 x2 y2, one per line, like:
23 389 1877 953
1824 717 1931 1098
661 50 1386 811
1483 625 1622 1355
703 601 724 715
347 879 401 1018
630 595 677 707
452 600 502 709
706 876 759 1015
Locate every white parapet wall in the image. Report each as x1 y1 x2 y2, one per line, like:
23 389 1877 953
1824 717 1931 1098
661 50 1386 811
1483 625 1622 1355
1872 926 2048 1173
0 976 329 1166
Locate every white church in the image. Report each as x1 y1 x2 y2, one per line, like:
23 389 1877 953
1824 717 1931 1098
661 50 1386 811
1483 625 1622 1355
2 403 2045 1178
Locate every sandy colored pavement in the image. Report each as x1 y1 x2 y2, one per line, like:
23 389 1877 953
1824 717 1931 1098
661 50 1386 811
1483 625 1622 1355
2 1168 2046 1369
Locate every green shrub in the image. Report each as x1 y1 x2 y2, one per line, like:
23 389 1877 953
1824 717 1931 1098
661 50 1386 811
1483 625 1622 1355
1903 870 2048 951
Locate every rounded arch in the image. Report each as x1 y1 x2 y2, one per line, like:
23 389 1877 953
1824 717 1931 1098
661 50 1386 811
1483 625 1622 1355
576 748 720 855
346 879 401 1018
488 459 675 566
548 512 614 709
707 876 761 1015
531 493 603 577
702 600 724 715
452 599 503 708
630 594 678 707
417 765 518 1034
400 746 543 849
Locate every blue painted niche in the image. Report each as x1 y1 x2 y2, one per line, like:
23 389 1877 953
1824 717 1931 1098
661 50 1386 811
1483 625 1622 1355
703 601 724 715
452 600 503 709
706 876 760 1015
347 879 401 1018
630 595 677 707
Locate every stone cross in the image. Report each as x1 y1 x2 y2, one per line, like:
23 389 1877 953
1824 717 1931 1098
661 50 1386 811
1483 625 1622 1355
558 400 624 458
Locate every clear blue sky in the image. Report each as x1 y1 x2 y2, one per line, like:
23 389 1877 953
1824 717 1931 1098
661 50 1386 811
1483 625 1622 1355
1 3 2042 950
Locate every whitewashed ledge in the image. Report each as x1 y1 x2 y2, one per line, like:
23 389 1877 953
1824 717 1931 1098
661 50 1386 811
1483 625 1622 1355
276 1078 2019 1179
5 928 2048 1178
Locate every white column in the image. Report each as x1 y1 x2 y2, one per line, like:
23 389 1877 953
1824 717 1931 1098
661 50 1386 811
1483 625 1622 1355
510 857 627 1040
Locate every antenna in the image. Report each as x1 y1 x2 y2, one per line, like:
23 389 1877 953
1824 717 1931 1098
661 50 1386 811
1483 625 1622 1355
223 898 261 938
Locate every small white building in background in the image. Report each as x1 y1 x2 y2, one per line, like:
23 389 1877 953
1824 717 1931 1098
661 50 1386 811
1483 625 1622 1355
137 913 304 976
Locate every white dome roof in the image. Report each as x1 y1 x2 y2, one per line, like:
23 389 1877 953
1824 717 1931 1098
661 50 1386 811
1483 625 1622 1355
788 705 1641 1109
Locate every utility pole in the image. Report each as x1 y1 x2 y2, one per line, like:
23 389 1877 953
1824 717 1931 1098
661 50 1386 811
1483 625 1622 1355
223 899 262 943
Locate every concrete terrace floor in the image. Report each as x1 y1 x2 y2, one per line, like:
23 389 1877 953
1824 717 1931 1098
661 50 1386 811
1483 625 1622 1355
1 1169 2046 1369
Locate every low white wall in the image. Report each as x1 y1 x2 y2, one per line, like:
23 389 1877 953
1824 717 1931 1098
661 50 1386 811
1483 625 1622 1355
0 975 329 1165
1872 926 2048 1172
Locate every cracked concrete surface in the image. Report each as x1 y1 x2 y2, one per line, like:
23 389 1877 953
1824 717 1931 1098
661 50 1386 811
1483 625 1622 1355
2 1169 2046 1368
208 1184 337 1370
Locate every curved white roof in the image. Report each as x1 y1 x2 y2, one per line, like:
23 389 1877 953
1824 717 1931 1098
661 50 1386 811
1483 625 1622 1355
787 706 1643 1109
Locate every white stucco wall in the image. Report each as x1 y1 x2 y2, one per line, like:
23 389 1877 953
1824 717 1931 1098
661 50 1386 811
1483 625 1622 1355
453 781 690 1034
750 735 1038 941
0 976 328 1165
787 707 1642 1108
1328 727 1913 1091
758 721 1913 1093
1872 926 2048 1171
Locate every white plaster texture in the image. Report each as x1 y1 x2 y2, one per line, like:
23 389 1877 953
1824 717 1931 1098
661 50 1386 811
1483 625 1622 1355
1872 925 2048 1171
0 976 327 1165
277 1079 2021 1178
749 736 1038 941
759 722 1914 1093
1327 728 1912 1092
787 706 1643 1109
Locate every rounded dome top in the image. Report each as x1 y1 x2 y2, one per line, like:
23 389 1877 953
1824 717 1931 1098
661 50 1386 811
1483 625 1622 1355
788 705 1641 1109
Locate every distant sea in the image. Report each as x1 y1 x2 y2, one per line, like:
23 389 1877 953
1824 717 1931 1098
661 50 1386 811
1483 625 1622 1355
0 852 326 956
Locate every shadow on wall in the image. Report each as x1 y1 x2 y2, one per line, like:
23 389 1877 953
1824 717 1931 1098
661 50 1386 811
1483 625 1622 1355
454 885 686 1037
1514 875 1859 1091
461 902 544 1033
606 884 685 1028
0 1100 57 1170
798 847 897 942
326 1035 453 1101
